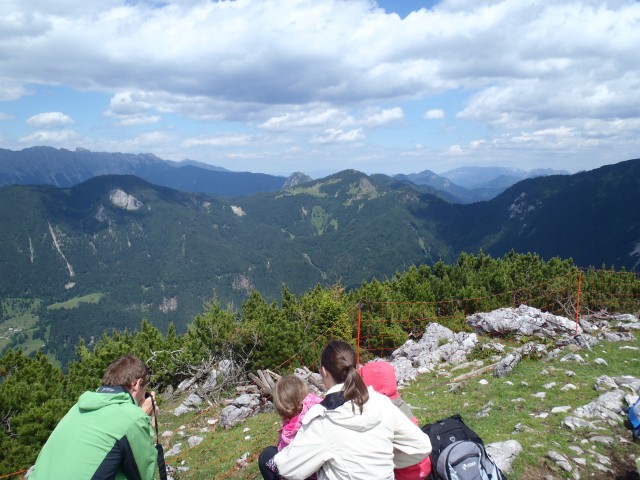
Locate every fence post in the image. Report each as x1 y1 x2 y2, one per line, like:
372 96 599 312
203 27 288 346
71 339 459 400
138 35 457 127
575 270 582 335
356 301 362 366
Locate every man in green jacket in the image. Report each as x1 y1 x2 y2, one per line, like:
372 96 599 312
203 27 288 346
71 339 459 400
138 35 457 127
31 355 159 480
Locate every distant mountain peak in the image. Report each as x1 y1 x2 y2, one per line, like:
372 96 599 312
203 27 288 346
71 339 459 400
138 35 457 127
284 171 313 188
439 166 569 189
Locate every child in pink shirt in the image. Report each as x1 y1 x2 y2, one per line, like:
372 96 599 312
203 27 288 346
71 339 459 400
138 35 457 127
258 374 323 480
273 375 323 451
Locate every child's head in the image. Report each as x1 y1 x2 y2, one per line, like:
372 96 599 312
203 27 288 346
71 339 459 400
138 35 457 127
359 360 399 400
274 375 309 419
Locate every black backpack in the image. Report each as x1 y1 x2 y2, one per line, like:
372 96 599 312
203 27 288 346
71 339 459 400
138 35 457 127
422 414 506 480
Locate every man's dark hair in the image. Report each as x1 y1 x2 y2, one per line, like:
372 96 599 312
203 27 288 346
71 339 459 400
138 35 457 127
102 355 150 390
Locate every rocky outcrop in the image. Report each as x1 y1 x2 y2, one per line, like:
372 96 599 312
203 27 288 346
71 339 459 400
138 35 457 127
467 304 581 339
219 394 270 429
109 189 143 210
283 171 313 188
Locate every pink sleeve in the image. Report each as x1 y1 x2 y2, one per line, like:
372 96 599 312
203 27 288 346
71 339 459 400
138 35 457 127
394 455 432 480
277 416 301 451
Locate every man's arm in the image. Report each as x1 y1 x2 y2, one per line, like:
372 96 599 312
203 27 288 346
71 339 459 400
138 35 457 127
124 414 158 480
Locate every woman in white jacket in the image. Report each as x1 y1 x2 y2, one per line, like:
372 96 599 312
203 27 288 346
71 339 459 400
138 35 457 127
270 340 432 480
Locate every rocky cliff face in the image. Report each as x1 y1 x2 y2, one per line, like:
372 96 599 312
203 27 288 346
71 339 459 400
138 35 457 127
284 171 313 188
109 189 143 210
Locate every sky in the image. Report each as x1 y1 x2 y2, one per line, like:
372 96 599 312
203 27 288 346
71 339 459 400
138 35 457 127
1 0 639 178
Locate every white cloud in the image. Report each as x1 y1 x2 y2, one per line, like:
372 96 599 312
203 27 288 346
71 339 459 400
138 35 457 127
260 108 344 130
0 112 14 121
125 131 175 148
117 115 161 126
3 1 639 120
103 102 162 126
424 109 445 120
0 78 29 101
311 128 365 144
356 107 404 127
182 133 291 149
1 0 640 175
183 134 255 148
448 144 466 155
262 106 403 131
26 112 74 128
19 129 78 143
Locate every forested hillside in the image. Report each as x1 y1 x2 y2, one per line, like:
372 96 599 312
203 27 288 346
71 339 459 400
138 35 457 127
1 159 639 366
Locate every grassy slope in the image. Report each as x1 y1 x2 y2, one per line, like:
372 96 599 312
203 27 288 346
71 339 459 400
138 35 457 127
157 332 640 479
47 293 104 310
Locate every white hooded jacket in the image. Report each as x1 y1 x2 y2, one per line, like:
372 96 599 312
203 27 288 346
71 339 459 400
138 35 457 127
273 384 431 480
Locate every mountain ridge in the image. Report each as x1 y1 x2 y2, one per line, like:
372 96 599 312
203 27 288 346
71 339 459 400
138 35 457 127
2 146 570 203
396 166 570 203
0 146 290 197
1 157 639 364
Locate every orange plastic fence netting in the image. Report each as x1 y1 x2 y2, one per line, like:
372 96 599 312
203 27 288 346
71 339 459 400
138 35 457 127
0 470 26 479
354 269 640 361
152 269 640 477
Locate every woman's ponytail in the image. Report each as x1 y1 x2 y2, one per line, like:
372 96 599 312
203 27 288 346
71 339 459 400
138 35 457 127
321 341 369 414
343 364 369 414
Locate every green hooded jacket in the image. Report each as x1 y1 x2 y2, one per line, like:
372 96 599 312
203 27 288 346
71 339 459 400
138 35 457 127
31 386 157 480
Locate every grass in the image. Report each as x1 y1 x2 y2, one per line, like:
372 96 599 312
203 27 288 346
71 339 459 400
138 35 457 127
1 293 103 355
275 179 340 198
46 292 105 310
158 333 640 479
311 206 338 235
403 337 640 479
158 402 280 479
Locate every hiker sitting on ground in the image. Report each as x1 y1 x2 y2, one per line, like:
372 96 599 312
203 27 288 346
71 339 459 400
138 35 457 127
259 375 323 480
266 340 432 480
30 355 159 480
360 360 432 479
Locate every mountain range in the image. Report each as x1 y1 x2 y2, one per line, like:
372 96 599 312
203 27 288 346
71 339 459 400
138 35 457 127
0 148 638 366
395 166 570 203
0 146 293 197
0 146 566 202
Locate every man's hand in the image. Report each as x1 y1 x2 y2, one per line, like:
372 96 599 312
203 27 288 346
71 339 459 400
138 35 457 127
141 391 159 417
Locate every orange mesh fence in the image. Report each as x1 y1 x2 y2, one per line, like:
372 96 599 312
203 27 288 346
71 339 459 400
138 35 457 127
173 268 640 478
353 269 640 364
0 470 26 479
579 268 640 314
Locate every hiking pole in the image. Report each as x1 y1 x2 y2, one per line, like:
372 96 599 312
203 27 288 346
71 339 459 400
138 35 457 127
147 392 168 480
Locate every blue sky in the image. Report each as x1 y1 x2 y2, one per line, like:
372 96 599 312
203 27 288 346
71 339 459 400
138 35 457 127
1 0 639 178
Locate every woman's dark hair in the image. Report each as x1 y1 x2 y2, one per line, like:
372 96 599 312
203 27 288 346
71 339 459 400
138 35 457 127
321 340 369 414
